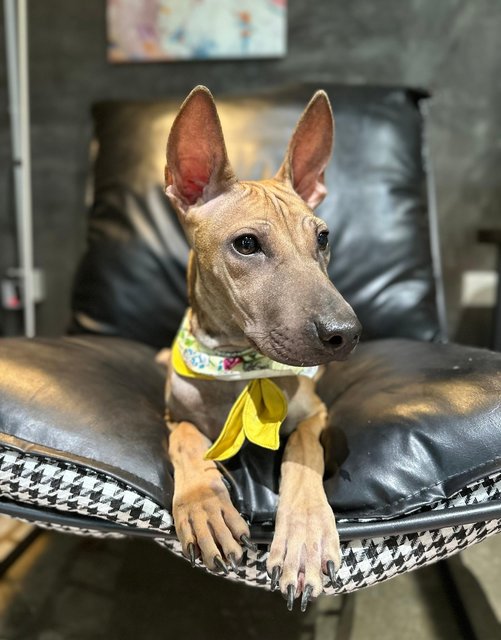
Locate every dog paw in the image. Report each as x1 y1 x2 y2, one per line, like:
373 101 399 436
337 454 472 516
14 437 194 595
266 491 340 612
173 477 252 573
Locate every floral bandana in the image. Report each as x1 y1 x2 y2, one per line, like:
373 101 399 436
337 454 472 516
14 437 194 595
171 309 319 461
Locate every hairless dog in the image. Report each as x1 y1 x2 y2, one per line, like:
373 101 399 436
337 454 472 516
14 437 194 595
161 86 361 612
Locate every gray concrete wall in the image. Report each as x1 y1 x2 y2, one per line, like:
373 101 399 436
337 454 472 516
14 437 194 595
0 0 500 337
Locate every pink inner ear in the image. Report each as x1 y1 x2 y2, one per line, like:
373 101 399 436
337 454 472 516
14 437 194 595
177 157 211 205
277 91 333 209
167 88 237 211
291 143 328 208
180 174 209 205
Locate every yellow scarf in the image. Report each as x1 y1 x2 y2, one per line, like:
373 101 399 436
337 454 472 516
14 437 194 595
171 311 318 461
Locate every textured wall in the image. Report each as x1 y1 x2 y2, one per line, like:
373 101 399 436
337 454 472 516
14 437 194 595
0 0 500 337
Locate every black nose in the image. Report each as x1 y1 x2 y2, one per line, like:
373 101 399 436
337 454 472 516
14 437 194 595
316 316 362 355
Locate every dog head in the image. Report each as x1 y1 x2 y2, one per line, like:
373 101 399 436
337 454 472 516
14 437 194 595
165 86 361 366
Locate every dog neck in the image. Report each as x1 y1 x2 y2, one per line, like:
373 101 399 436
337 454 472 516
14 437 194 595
187 251 251 353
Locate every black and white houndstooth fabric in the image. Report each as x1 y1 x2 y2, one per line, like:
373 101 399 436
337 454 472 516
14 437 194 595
1 445 500 594
0 447 172 533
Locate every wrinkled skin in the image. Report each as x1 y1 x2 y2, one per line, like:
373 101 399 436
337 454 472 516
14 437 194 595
162 86 361 611
184 179 358 366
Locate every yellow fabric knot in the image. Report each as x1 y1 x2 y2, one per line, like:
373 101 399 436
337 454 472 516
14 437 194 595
204 378 287 461
171 339 287 461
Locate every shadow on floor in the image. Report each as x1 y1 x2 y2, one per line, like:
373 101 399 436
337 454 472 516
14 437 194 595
0 532 314 640
413 562 470 640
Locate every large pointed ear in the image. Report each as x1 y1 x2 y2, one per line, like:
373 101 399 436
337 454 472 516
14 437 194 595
165 86 236 213
276 90 334 209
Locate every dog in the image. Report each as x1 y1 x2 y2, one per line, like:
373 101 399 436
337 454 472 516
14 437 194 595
162 86 361 612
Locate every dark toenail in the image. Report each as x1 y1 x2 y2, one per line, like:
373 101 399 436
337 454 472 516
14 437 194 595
326 560 337 587
286 584 295 611
227 553 240 573
240 534 258 552
214 555 229 575
270 566 281 591
301 584 313 612
187 542 196 568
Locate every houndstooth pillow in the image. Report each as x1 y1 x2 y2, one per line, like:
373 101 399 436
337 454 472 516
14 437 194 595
1 445 500 594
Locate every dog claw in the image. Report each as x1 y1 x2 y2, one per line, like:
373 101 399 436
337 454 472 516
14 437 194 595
286 584 295 611
227 553 240 573
270 566 281 591
326 560 337 587
301 585 313 613
240 534 258 552
187 543 196 568
214 556 229 575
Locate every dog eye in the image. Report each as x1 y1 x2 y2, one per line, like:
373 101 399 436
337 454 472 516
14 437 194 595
317 230 329 250
233 234 261 255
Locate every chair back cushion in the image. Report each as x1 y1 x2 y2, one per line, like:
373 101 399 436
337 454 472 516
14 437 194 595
70 85 443 348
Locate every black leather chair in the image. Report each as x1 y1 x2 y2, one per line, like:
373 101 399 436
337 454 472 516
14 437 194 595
1 85 500 597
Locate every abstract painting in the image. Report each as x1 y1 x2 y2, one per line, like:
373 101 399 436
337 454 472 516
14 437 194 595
107 0 287 62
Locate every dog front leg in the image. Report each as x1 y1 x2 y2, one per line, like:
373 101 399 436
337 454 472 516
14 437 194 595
167 419 251 572
267 405 340 611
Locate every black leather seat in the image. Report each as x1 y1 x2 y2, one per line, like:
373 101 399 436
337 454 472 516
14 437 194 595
0 85 500 595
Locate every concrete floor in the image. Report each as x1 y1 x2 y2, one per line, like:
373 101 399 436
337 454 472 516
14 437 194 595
0 530 470 640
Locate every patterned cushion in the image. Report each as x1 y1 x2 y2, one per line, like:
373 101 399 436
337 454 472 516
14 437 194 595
2 445 500 595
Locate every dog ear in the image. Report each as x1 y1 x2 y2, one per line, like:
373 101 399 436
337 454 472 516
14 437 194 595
165 86 236 213
276 90 334 209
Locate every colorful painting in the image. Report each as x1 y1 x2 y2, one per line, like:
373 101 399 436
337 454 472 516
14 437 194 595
107 0 287 62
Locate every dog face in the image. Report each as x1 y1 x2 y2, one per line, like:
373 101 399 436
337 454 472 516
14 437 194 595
165 86 361 366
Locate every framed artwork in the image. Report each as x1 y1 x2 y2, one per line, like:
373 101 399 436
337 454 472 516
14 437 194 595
107 0 287 62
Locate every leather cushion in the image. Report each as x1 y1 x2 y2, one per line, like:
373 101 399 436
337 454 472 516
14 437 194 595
0 336 172 506
1 337 499 521
320 339 501 518
70 85 443 348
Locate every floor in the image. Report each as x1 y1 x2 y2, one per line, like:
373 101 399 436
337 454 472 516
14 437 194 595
0 525 474 640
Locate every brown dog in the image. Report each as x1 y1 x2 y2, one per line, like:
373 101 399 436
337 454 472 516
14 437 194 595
163 86 361 611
